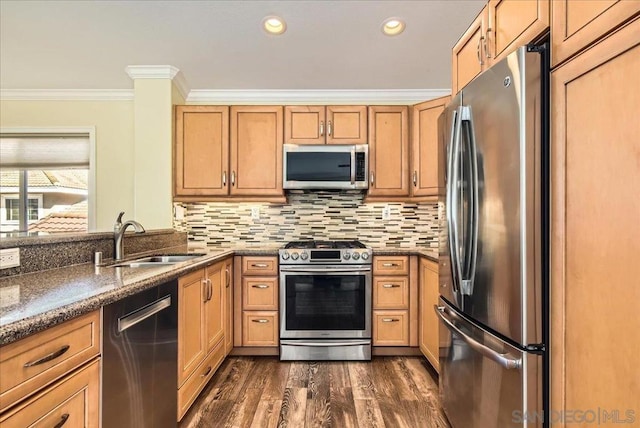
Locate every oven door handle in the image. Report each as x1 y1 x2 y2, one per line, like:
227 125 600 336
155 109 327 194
280 340 371 347
280 266 372 273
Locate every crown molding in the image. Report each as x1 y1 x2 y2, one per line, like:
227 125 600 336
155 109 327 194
125 65 180 80
0 89 134 101
186 89 451 104
172 72 190 101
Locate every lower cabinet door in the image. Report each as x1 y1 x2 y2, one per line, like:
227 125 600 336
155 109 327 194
0 359 100 428
177 339 225 421
373 310 409 346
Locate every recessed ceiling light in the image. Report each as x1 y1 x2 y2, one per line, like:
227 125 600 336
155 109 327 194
382 18 405 36
263 16 287 35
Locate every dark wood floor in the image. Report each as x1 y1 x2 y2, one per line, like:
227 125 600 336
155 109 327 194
180 356 449 428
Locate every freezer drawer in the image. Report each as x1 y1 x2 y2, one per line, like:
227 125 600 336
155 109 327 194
436 298 541 428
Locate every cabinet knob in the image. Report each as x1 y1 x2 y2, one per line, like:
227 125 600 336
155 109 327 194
327 120 332 136
251 284 270 289
370 172 375 186
413 171 418 187
382 284 400 288
382 318 400 323
252 319 269 323
320 121 324 137
477 36 485 66
231 171 236 186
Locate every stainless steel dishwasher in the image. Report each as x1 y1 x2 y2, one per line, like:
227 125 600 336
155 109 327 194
102 279 178 428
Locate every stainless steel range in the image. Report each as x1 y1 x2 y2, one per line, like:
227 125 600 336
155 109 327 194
279 240 372 361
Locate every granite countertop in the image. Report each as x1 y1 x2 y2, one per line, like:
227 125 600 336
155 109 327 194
0 244 437 346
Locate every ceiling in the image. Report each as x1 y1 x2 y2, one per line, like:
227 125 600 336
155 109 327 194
0 1 484 94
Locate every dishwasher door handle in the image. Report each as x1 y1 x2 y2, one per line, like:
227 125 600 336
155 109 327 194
118 295 172 333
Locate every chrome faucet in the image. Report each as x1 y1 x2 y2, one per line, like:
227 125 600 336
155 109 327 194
114 211 145 261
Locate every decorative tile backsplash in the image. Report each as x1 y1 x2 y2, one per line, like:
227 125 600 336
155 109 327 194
175 191 439 249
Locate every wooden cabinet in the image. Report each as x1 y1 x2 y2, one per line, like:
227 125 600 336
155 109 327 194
550 17 640 424
372 255 411 346
177 259 229 420
284 105 367 145
0 359 100 428
223 258 233 356
0 311 100 413
239 256 279 348
174 105 284 199
174 105 229 196
367 106 410 197
205 262 224 353
411 96 450 197
452 6 488 95
230 106 283 196
419 258 439 372
551 0 640 67
177 268 207 386
452 0 549 94
486 0 549 62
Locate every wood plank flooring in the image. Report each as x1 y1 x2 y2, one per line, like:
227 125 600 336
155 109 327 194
180 356 449 428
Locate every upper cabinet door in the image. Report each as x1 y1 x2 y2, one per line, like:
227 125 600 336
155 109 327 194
487 0 549 63
230 106 284 196
368 106 409 197
411 96 450 197
174 106 229 196
326 105 368 144
452 6 489 94
551 0 640 67
284 106 326 145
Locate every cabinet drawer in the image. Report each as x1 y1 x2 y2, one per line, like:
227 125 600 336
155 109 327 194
373 276 409 309
0 311 100 412
242 277 278 310
242 311 278 347
0 359 100 428
178 338 225 421
242 257 278 275
373 256 409 275
373 310 409 346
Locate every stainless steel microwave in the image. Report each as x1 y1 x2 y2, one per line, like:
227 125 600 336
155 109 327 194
283 144 369 190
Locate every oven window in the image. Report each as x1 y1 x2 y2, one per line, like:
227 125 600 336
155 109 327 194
285 274 366 330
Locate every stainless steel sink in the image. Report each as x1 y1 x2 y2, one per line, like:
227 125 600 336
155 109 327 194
112 254 205 268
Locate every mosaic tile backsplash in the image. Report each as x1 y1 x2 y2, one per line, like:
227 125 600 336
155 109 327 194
174 191 439 249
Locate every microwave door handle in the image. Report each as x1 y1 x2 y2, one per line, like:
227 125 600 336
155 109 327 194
350 147 356 185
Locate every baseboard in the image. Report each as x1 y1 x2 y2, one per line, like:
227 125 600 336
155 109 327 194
372 347 423 356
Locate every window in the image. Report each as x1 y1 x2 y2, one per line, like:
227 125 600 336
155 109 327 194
0 132 92 233
5 197 40 221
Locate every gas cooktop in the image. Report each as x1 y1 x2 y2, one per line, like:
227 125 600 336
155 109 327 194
283 240 367 250
280 240 371 264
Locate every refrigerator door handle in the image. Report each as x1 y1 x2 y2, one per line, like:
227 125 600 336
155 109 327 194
459 106 480 297
435 305 522 370
446 108 462 294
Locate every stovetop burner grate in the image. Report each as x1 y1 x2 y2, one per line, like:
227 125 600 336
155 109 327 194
284 240 367 250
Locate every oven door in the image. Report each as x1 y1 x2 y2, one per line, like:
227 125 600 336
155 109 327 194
279 265 372 339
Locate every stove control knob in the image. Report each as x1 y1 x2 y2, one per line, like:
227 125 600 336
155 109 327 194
343 252 351 260
352 252 360 260
281 251 290 260
300 251 309 260
291 252 299 260
361 252 369 260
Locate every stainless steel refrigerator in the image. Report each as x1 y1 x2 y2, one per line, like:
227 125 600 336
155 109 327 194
436 44 549 428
